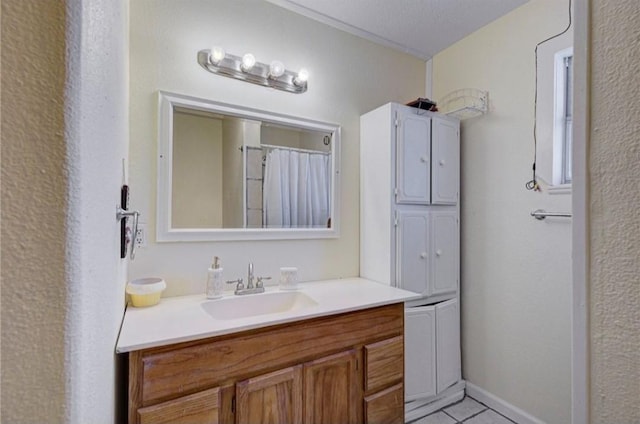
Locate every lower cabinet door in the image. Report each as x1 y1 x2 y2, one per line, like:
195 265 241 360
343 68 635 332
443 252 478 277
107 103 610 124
303 349 360 424
364 383 404 424
404 306 437 401
137 387 222 424
236 365 303 424
435 298 461 393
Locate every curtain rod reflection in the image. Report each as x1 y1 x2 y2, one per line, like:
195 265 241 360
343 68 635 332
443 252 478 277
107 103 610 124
239 144 330 155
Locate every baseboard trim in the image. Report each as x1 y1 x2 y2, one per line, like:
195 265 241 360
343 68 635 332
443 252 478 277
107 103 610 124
405 381 466 422
465 382 546 424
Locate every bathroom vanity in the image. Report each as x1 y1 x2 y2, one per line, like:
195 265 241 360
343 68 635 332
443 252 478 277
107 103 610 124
117 278 419 424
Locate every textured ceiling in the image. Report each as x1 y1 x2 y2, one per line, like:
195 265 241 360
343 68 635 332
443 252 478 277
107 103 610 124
266 0 529 59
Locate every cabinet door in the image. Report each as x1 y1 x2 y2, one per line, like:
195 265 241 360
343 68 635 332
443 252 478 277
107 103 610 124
431 117 459 205
396 112 431 204
430 209 459 296
304 349 360 424
404 307 436 401
137 387 221 424
236 366 303 424
396 209 430 296
436 299 461 393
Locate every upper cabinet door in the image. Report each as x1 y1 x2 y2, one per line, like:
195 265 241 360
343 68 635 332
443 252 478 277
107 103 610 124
431 117 459 205
396 112 431 205
430 209 458 296
396 209 430 297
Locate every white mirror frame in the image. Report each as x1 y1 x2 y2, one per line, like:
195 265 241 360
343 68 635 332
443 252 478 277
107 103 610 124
157 91 341 241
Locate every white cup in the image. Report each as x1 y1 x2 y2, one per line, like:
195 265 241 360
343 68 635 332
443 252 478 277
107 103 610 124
279 267 298 290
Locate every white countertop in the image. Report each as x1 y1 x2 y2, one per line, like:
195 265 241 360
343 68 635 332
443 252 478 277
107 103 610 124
116 277 419 353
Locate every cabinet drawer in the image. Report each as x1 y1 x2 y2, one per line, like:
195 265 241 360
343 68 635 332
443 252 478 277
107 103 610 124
137 387 220 424
364 336 403 393
364 383 404 424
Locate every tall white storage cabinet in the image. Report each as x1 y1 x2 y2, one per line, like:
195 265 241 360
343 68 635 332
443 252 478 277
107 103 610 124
360 103 464 421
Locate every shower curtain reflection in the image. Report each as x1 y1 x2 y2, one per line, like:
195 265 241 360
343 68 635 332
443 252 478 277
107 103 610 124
263 147 331 228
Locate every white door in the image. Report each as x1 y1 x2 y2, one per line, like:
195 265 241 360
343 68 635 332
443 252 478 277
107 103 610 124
431 117 459 205
436 299 461 393
430 209 459 296
396 209 429 296
405 306 436 401
396 112 431 205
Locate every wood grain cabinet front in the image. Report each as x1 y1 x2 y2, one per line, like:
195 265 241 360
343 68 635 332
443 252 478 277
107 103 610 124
126 303 404 424
136 387 223 424
303 349 360 424
236 366 302 424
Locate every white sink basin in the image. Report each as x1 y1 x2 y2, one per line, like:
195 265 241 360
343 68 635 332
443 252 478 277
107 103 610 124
201 291 318 320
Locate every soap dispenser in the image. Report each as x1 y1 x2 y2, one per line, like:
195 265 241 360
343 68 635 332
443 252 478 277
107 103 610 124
206 256 224 299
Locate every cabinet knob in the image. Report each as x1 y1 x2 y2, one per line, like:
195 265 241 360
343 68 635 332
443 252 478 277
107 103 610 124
439 159 445 166
420 156 429 163
420 252 427 259
436 249 443 257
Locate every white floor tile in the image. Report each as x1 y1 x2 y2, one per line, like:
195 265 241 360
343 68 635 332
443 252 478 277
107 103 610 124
443 397 486 421
465 409 515 424
414 411 457 424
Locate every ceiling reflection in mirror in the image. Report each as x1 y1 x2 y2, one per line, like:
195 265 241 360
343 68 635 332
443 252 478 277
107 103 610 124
157 92 340 242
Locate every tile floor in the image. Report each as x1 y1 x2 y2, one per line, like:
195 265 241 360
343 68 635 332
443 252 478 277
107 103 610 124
412 396 517 424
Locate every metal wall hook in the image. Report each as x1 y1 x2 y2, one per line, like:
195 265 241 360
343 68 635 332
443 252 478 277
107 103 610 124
117 207 140 259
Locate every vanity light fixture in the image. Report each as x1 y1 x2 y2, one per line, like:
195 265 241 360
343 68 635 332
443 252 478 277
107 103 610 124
197 47 308 94
209 46 225 64
293 68 309 87
241 53 256 72
268 60 285 78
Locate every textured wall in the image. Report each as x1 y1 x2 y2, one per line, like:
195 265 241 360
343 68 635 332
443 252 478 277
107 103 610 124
589 0 640 422
2 0 129 422
64 0 130 422
1 1 69 422
128 0 425 296
432 1 572 422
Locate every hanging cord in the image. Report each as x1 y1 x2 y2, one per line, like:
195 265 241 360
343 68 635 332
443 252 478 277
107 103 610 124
526 0 572 191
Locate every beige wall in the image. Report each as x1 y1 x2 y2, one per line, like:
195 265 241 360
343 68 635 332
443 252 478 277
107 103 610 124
432 1 572 422
220 118 262 228
172 112 223 228
3 0 639 423
1 1 68 422
589 0 640 422
128 0 424 295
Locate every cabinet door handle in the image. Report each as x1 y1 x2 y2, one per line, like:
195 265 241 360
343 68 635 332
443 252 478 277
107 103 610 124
420 252 427 259
420 156 429 163
439 159 446 166
436 249 443 257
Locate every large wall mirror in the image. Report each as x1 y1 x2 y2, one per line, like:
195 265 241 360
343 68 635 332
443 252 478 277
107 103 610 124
157 91 341 241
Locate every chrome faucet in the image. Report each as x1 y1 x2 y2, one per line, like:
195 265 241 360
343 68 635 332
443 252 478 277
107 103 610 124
247 262 255 289
227 262 271 295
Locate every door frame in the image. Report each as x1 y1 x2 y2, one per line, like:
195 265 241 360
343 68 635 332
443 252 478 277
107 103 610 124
571 1 589 423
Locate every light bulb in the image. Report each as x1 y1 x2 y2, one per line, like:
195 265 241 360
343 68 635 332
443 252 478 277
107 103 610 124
293 68 309 86
269 60 285 78
209 46 225 64
241 53 256 72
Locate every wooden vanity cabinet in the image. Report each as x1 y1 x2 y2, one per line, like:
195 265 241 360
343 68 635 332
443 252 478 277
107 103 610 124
127 303 405 424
